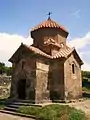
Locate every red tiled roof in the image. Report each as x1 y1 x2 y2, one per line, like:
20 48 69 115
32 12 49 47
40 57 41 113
31 18 68 33
52 47 73 58
23 44 73 59
9 43 83 65
24 44 52 58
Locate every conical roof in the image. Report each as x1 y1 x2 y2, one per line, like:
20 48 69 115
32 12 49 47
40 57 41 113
31 18 68 33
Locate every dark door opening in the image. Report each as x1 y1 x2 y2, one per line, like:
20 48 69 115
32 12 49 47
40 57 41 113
50 91 60 101
17 79 26 99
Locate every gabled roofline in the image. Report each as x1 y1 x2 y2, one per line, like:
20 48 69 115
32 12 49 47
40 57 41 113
9 43 83 65
8 43 24 63
66 47 83 65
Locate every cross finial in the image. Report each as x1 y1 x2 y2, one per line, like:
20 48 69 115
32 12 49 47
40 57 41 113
47 12 52 20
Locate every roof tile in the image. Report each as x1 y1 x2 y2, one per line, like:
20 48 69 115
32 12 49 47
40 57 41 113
23 44 73 59
31 18 68 33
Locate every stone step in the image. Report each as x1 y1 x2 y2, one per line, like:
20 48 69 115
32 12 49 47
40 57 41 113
3 101 42 114
12 101 42 107
12 102 29 106
0 110 36 119
15 99 35 104
6 104 20 109
4 106 17 112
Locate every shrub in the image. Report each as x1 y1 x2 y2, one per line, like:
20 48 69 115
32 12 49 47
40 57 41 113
18 104 86 120
38 104 71 120
69 108 86 120
17 106 40 116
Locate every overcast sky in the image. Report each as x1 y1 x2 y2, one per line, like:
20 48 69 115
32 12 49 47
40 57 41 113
0 0 90 71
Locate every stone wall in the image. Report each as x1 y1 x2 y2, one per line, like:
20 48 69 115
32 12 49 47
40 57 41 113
10 56 36 101
36 58 50 103
49 60 64 100
35 58 65 103
64 54 82 100
10 51 82 103
31 28 67 53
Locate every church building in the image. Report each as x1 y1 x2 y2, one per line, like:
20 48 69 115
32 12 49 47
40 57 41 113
9 15 83 103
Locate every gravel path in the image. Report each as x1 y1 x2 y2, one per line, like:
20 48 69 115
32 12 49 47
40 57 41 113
0 112 34 120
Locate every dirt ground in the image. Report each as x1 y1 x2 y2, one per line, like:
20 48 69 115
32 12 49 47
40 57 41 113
68 100 90 114
68 99 90 119
0 112 34 120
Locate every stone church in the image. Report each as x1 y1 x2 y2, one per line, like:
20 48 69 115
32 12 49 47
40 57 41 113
9 16 83 103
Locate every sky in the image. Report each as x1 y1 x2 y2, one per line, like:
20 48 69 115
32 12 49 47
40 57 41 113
0 0 90 71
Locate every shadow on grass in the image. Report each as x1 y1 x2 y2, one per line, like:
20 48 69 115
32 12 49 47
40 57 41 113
0 97 14 106
83 92 90 98
0 98 8 105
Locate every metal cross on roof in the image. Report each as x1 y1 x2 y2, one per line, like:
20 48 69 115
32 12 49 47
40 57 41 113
47 12 52 19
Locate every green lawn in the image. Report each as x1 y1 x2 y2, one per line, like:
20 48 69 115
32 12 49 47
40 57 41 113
82 87 90 92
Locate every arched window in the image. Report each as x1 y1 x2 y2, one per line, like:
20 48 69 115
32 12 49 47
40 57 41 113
22 60 26 69
72 64 75 74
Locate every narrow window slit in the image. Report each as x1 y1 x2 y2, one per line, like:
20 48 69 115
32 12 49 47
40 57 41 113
72 64 75 74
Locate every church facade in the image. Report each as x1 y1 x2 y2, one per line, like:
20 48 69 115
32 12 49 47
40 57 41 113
9 16 83 103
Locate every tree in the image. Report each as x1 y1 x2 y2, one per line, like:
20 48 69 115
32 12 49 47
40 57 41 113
0 62 12 76
82 71 90 79
5 67 12 76
0 62 6 74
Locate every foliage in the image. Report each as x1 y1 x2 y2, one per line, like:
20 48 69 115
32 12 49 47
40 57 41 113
17 106 40 116
0 62 5 74
0 62 12 76
82 87 90 92
38 104 70 120
5 67 12 76
18 104 86 120
82 71 90 93
82 71 90 79
69 108 86 120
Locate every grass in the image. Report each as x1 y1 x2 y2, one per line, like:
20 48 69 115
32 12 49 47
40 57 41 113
82 87 90 92
0 98 10 110
17 104 86 120
0 104 5 110
0 98 5 110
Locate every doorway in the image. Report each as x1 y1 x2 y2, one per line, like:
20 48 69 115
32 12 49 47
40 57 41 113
17 79 26 99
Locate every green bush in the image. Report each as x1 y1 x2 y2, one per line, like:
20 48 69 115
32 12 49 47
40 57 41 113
17 106 40 116
82 71 90 79
69 108 86 120
38 105 71 120
18 104 86 120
